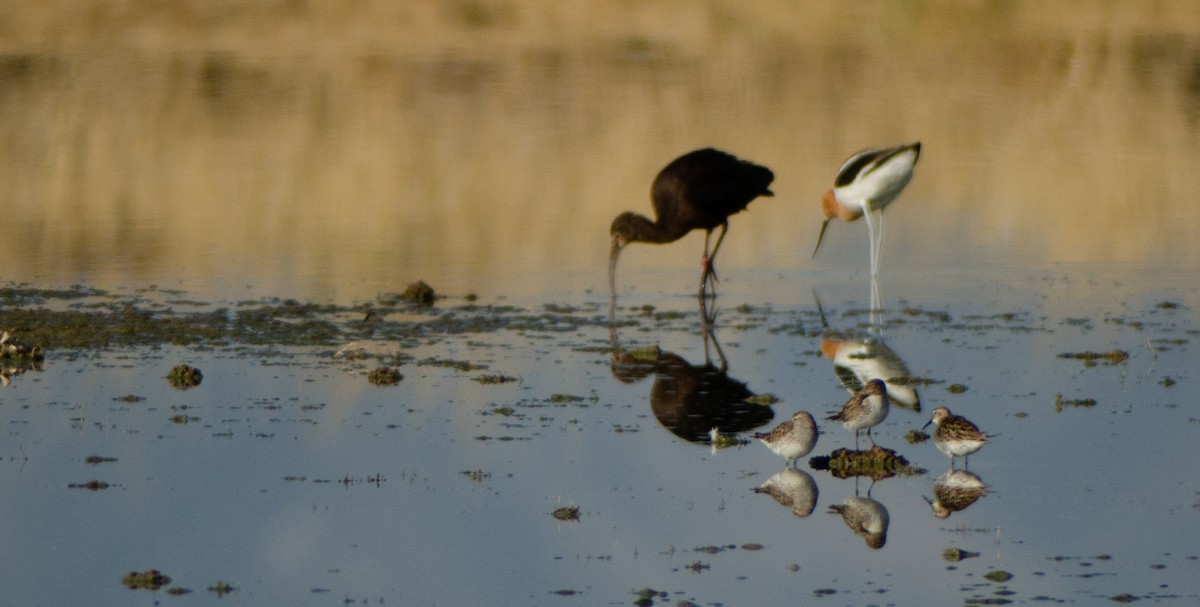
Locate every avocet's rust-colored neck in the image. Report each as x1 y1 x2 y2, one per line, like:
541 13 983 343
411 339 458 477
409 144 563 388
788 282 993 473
821 189 863 222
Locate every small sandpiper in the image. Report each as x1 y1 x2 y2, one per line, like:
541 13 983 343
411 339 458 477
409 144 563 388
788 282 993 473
826 379 889 448
753 411 817 467
923 406 988 467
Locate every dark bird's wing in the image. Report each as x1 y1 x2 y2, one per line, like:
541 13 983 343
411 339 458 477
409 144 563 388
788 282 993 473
652 148 774 231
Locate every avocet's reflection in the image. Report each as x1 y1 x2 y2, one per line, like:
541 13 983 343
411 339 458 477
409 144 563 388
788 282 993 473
815 292 922 412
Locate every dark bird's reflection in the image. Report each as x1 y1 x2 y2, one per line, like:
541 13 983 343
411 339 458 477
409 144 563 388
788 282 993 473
926 468 988 519
753 468 818 518
829 494 890 549
609 301 774 443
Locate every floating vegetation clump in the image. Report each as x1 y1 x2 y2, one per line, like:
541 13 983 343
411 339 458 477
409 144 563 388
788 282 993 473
744 393 780 406
123 569 171 591
552 506 580 521
208 581 236 597
905 429 929 444
809 446 923 480
1057 349 1129 366
166 364 203 389
946 383 968 394
367 366 403 386
984 570 1014 582
942 547 980 562
400 280 437 307
634 588 668 606
1055 392 1097 413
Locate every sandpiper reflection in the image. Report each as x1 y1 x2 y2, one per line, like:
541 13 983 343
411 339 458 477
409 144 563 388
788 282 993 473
609 301 773 443
829 493 889 549
926 468 988 519
753 468 818 518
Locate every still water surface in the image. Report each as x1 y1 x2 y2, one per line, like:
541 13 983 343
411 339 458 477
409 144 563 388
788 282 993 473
1 2 1199 606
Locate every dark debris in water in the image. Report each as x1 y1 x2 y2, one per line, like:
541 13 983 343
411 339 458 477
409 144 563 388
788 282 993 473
1057 349 1130 366
552 506 580 521
122 569 170 590
984 570 1014 582
398 280 437 307
367 366 403 385
1055 392 1097 413
461 469 491 482
744 393 780 405
942 547 979 561
905 429 929 444
474 373 517 384
68 480 110 490
634 588 668 606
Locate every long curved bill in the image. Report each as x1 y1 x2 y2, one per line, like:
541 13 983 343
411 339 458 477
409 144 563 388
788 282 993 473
608 237 623 295
811 218 832 258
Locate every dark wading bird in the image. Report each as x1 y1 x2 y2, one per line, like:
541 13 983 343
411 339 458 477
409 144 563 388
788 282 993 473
813 142 921 279
609 148 775 297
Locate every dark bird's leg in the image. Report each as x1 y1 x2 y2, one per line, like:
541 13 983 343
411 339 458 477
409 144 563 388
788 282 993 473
699 223 728 297
699 292 718 327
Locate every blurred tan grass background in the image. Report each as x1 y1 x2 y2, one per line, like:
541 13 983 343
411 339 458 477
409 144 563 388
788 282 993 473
2 1 1198 297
